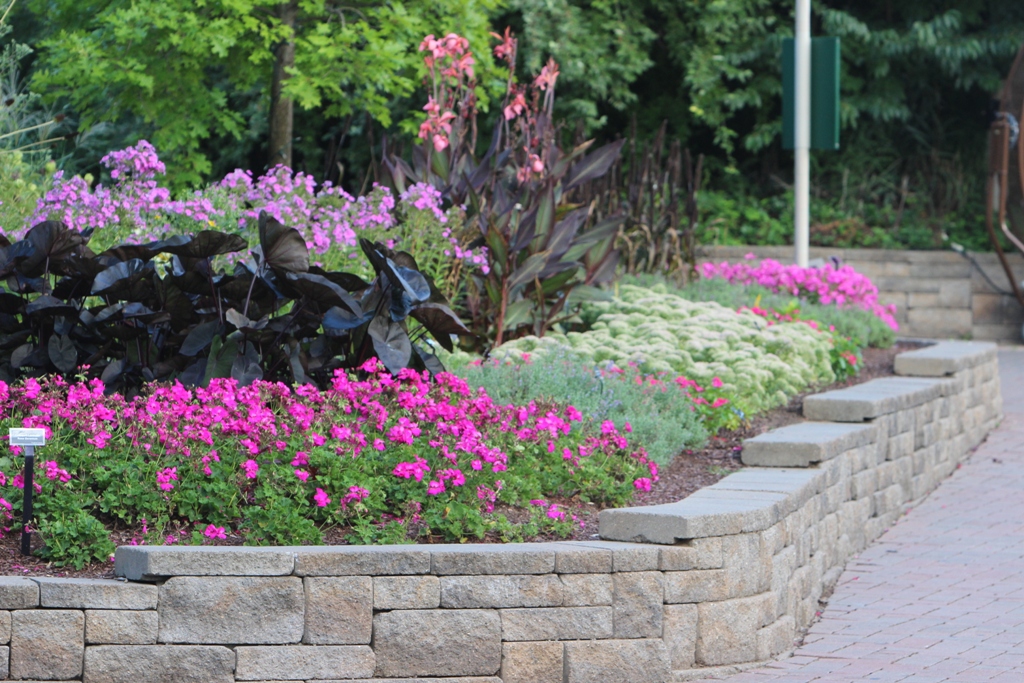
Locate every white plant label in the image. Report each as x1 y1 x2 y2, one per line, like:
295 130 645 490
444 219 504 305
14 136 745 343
9 428 46 448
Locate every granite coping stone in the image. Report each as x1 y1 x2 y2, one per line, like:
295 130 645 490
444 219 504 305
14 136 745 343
709 468 825 510
894 341 997 377
741 422 877 467
803 376 948 422
599 489 788 544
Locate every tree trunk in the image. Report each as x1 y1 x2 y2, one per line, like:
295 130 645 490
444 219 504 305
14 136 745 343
269 0 297 169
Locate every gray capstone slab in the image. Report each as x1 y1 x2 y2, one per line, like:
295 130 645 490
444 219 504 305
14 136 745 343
158 576 304 644
115 546 295 581
894 341 996 376
372 609 501 677
83 645 235 683
741 422 877 467
0 577 39 609
803 377 946 422
294 546 431 576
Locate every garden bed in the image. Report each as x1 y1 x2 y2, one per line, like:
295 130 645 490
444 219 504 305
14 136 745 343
0 343 919 579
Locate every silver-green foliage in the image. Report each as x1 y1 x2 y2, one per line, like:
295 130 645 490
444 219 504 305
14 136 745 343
446 347 707 465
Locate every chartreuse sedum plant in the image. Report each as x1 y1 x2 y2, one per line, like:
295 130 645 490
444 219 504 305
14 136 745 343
382 29 625 347
498 283 837 430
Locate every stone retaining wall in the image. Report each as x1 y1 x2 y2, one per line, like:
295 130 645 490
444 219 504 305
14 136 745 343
0 342 1001 683
699 244 1024 341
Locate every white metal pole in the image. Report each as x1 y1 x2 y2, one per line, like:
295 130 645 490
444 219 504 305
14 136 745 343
794 0 811 267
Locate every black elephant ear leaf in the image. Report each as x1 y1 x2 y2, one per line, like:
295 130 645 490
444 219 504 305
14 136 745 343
0 293 23 315
179 320 220 357
358 238 389 275
414 343 446 376
367 316 412 374
178 359 207 387
91 259 151 297
101 358 126 385
26 295 78 318
225 308 269 332
231 342 263 386
47 334 77 373
285 272 363 314
409 303 471 351
10 343 35 369
24 221 87 267
156 231 247 259
391 264 431 303
259 211 309 273
307 266 371 293
322 306 372 334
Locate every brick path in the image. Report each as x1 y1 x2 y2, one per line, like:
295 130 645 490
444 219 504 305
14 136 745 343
695 348 1024 683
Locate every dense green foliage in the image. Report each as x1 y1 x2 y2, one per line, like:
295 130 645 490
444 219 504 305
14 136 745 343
8 0 1021 251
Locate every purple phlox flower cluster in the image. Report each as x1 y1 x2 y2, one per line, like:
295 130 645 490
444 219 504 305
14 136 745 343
26 141 218 241
700 258 899 330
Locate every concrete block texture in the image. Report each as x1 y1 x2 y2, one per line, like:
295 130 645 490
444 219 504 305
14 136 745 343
500 606 613 641
303 576 372 644
440 574 563 609
696 594 774 666
501 641 563 683
11 609 84 680
372 609 501 677
613 571 664 637
85 610 158 645
294 546 431 576
83 645 235 683
563 639 670 683
559 574 613 606
36 577 157 610
158 576 305 644
235 645 375 680
373 575 440 610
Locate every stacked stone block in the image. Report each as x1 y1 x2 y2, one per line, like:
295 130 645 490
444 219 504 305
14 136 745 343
0 342 1001 683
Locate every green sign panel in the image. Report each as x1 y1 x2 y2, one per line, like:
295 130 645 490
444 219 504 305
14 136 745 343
782 37 840 151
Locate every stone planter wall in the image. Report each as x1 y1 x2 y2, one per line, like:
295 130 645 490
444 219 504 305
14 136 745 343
0 342 1001 683
699 244 1024 341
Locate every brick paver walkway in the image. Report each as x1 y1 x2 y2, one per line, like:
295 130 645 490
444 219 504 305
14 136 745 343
695 348 1024 683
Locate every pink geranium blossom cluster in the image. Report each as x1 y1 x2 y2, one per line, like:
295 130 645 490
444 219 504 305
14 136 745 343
0 363 654 557
700 257 898 330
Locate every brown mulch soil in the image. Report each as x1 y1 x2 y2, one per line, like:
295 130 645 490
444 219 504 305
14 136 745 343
0 343 921 578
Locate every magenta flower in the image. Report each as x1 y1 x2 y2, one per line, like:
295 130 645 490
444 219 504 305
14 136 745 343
313 488 331 507
156 467 177 491
294 469 309 482
427 480 446 495
203 524 227 540
241 459 259 479
634 477 653 492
